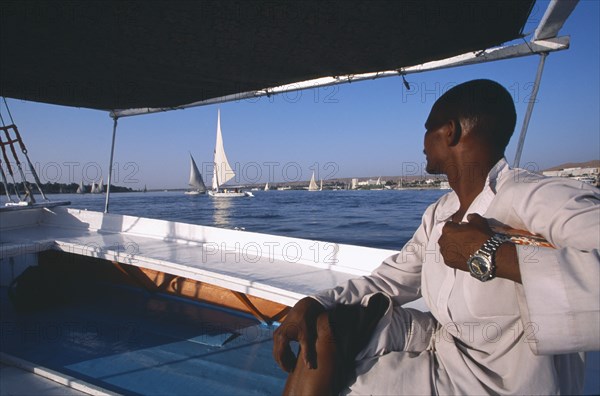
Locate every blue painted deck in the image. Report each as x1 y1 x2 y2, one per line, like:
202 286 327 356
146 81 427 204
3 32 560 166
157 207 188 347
0 285 286 395
1 283 598 395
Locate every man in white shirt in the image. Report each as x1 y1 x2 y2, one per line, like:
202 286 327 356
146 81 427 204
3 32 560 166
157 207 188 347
273 79 599 395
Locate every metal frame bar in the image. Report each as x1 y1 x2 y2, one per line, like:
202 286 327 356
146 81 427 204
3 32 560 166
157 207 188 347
513 52 548 168
534 0 579 41
111 37 569 118
104 117 118 213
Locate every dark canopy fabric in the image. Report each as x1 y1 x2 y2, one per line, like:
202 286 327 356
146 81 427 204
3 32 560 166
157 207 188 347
0 0 534 111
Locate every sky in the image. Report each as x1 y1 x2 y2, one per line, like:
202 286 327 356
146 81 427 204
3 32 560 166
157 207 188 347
2 0 599 190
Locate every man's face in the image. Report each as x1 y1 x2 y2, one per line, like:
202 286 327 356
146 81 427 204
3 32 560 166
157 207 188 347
423 103 448 175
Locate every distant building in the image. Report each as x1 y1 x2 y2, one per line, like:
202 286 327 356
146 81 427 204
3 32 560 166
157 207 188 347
542 166 599 187
543 166 599 177
355 178 382 187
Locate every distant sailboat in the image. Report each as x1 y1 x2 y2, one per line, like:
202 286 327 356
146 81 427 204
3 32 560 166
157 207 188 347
90 182 97 194
208 110 252 198
185 154 206 195
319 179 323 191
264 182 269 191
308 171 319 191
76 181 85 194
372 176 384 190
97 178 104 193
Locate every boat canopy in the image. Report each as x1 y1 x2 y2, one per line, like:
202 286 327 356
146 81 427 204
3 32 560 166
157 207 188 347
0 0 541 114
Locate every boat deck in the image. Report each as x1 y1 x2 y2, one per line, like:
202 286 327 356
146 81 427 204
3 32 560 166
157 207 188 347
2 282 598 395
0 284 287 395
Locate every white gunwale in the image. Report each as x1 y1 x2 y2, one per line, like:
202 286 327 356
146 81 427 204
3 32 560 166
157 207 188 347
0 206 402 308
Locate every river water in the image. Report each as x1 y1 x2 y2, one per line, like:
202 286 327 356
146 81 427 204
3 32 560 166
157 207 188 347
44 189 447 250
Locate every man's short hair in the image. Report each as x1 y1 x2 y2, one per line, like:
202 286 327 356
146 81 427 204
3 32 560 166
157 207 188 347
437 79 517 150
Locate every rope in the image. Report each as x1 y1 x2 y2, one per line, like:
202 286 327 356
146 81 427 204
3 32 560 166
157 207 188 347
0 135 21 200
11 125 48 201
1 126 34 202
2 97 15 125
0 98 49 203
0 159 13 202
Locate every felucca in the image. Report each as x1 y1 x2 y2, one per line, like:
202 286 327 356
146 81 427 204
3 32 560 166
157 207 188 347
185 153 207 195
208 110 252 197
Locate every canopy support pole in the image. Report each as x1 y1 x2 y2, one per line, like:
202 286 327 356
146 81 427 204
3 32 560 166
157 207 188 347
513 52 548 168
104 116 118 213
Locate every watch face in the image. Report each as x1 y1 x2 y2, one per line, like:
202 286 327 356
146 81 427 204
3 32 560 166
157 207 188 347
468 255 491 277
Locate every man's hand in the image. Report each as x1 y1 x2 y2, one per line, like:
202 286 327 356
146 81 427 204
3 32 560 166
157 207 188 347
439 213 521 283
273 297 326 372
439 213 492 271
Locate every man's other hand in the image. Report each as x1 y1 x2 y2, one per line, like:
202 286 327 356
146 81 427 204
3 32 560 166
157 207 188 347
273 297 326 372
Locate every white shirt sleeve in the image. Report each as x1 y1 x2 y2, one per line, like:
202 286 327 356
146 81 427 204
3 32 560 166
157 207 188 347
510 178 600 354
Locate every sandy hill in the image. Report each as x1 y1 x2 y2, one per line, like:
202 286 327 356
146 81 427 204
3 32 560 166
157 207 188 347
544 160 600 171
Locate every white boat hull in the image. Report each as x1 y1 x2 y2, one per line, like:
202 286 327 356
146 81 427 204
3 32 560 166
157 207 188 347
184 190 205 195
208 191 253 197
0 205 397 307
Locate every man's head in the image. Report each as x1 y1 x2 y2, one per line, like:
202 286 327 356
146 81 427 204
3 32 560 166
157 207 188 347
423 79 516 174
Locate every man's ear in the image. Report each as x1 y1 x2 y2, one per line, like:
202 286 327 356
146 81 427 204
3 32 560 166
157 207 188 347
447 119 462 146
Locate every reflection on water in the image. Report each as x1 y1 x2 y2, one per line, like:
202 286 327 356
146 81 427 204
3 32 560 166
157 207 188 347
211 197 233 228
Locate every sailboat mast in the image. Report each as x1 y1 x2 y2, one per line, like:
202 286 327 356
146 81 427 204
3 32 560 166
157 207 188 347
211 115 218 192
213 155 220 192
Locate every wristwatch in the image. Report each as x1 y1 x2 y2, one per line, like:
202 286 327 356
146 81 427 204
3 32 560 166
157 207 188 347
467 233 511 282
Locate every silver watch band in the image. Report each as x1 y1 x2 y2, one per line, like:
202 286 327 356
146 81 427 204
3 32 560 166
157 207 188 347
480 233 509 256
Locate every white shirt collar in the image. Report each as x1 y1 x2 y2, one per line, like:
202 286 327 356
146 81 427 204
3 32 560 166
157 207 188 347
434 158 511 222
487 157 510 193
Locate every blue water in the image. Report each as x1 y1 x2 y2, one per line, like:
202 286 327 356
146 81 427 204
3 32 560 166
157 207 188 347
50 189 448 250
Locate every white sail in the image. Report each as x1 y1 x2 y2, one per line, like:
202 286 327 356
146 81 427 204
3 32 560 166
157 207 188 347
76 181 84 194
188 154 206 192
264 182 269 191
97 178 104 193
308 171 319 191
90 182 97 194
319 179 323 191
211 110 236 191
376 177 382 185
